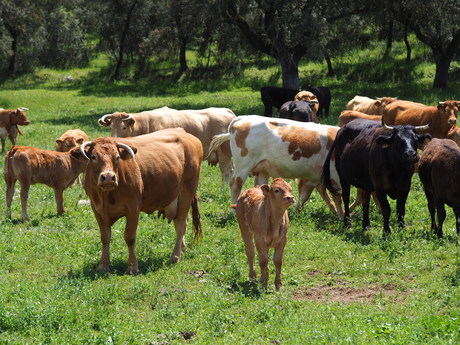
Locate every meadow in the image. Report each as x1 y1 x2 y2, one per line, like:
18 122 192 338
0 40 459 344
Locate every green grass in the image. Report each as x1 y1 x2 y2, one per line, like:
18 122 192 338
0 40 459 344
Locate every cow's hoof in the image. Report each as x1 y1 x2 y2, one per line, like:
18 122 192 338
96 263 110 273
170 255 180 264
126 266 139 275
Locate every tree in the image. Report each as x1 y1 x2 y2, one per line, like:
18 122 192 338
390 0 460 88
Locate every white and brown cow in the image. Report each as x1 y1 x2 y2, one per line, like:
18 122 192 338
98 106 235 183
346 96 397 115
208 115 343 217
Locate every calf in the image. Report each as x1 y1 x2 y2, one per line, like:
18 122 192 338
234 178 294 290
295 91 319 117
338 110 382 127
279 100 319 123
4 146 88 220
323 120 431 234
418 138 460 237
56 129 89 152
0 108 30 152
346 96 397 114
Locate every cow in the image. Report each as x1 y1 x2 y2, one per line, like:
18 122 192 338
323 119 431 234
418 138 460 237
0 108 30 152
260 86 331 117
295 91 319 117
207 115 343 218
4 146 88 221
233 178 295 290
279 100 319 123
78 129 203 274
346 96 397 114
338 110 382 127
56 129 89 152
382 100 459 140
98 106 234 183
447 125 460 147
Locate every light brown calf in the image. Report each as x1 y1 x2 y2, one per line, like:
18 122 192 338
234 178 295 290
56 129 89 152
4 146 88 220
0 108 30 152
346 96 397 114
295 91 319 117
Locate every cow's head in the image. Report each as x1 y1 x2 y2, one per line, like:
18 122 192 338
437 101 459 126
377 123 431 165
74 138 137 191
375 97 397 113
260 178 295 208
295 91 317 102
98 112 135 137
10 107 30 126
56 136 85 152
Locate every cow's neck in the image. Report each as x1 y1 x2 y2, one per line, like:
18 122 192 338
265 198 287 231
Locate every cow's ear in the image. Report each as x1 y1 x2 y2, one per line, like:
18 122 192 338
56 139 62 145
76 138 84 145
119 144 137 160
261 184 270 195
376 134 392 148
126 118 135 126
70 147 87 160
437 103 446 111
375 100 382 106
417 133 432 148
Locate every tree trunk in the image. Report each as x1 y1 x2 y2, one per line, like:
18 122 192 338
279 54 299 89
432 50 451 89
383 18 393 58
8 31 18 76
178 38 188 75
403 24 411 62
324 52 334 76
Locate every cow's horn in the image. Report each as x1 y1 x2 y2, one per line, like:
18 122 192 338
116 142 136 158
439 101 445 105
414 124 430 132
99 114 112 126
122 114 133 121
309 100 319 104
382 122 394 130
17 107 29 111
80 141 94 159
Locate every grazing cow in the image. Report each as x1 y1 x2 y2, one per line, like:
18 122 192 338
279 100 319 123
233 178 294 290
382 100 459 139
79 129 203 273
418 138 460 237
98 106 234 183
207 115 343 217
56 129 89 152
323 119 431 233
295 91 319 117
260 86 331 117
0 108 30 152
4 146 88 221
338 110 382 127
346 96 397 114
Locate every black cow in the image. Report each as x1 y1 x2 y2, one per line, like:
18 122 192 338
418 138 460 237
279 100 319 123
323 119 431 234
260 86 331 117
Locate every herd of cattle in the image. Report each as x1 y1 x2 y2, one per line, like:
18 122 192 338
0 85 459 289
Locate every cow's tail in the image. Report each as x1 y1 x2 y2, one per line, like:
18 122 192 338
206 133 230 160
321 138 340 195
3 147 17 180
191 195 202 240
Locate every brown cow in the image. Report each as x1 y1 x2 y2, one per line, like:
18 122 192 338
78 129 203 274
56 129 89 152
418 138 460 237
4 146 88 221
382 101 459 139
295 91 319 117
0 108 30 152
447 126 460 147
346 96 397 114
338 110 382 127
233 178 294 290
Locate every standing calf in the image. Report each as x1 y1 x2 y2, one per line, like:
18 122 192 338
418 138 460 237
4 146 88 220
233 178 295 290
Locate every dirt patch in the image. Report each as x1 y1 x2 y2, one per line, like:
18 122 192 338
293 282 401 303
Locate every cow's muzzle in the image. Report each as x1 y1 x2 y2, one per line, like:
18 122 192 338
448 118 457 125
98 172 118 191
284 196 295 204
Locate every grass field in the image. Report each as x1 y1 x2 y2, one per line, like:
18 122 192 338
0 40 459 344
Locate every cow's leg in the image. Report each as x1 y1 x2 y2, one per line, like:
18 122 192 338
124 212 140 274
315 183 344 219
19 180 30 221
254 174 268 186
171 217 187 263
349 188 363 213
5 178 16 219
396 193 409 228
94 213 111 272
361 190 371 230
8 128 17 146
435 201 446 238
273 237 286 291
375 192 391 235
230 171 249 204
254 235 269 290
216 146 233 186
424 189 437 233
263 101 273 117
295 180 315 212
53 188 65 215
341 182 351 227
1 137 5 152
454 207 460 236
240 225 256 280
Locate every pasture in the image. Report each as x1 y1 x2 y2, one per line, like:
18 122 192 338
0 45 459 344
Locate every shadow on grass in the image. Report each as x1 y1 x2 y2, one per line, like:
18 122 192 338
227 280 262 299
65 253 170 280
